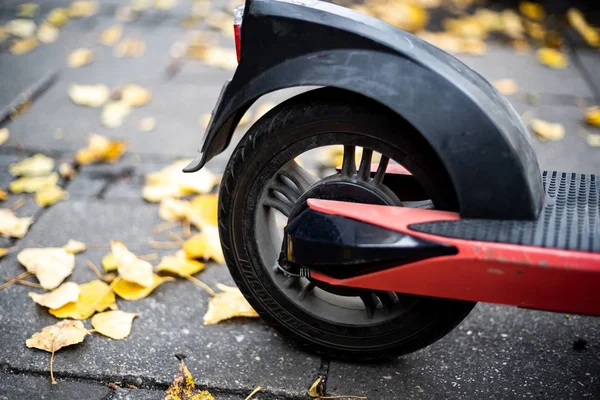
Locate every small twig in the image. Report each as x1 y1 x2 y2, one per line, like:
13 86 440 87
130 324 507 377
13 279 42 288
167 231 185 243
183 218 192 237
9 197 26 211
86 260 105 281
0 271 33 290
138 253 158 262
50 340 57 384
149 240 182 249
152 220 178 234
245 386 262 400
184 275 216 297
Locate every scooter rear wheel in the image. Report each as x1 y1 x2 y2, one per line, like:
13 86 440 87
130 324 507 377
218 88 475 360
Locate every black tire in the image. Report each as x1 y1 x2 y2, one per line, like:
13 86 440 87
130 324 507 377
218 88 475 361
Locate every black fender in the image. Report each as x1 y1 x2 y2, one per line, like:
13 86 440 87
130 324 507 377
184 0 544 220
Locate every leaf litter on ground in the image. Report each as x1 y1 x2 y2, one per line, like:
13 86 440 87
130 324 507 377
164 355 215 400
49 279 117 319
17 247 75 290
0 208 33 238
91 310 140 339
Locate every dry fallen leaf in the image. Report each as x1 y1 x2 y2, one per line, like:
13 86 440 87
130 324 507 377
46 8 70 27
68 48 95 68
49 279 116 319
530 118 565 141
69 84 110 107
493 78 519 95
0 208 33 238
537 47 567 69
157 250 205 277
9 154 55 177
68 0 99 18
35 185 68 207
17 247 75 290
11 37 38 55
115 37 146 57
500 9 524 39
183 227 225 264
63 239 87 254
99 25 123 46
121 84 152 107
101 101 132 128
567 9 599 48
113 274 173 300
0 190 7 202
587 134 600 147
0 128 9 145
37 23 60 44
112 241 154 287
159 197 190 222
154 0 176 10
91 310 140 339
102 252 117 272
10 172 59 194
26 320 90 384
164 356 215 400
76 134 127 165
139 116 156 132
585 106 600 127
143 160 217 202
59 162 76 180
519 2 545 21
189 194 218 231
18 3 39 18
28 282 80 309
0 248 9 258
7 19 36 38
203 283 259 324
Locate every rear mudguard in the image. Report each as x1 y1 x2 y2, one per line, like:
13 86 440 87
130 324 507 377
184 0 544 220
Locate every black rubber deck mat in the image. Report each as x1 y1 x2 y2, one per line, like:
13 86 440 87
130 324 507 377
409 171 600 253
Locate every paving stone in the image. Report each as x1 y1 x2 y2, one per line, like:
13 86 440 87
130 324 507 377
0 199 318 398
0 372 111 400
326 303 600 400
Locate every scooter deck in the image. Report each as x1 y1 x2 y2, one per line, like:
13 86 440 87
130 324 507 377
411 171 600 252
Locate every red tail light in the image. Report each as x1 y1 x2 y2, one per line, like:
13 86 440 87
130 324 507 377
233 4 244 62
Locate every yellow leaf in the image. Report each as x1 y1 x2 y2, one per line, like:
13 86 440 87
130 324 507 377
519 2 545 21
530 118 565 141
377 3 428 33
203 283 259 324
35 185 68 207
67 48 94 68
500 9 524 39
113 274 173 300
63 239 87 254
46 8 70 27
537 47 567 69
26 320 90 352
76 134 127 165
7 19 36 38
37 23 60 44
111 240 154 287
0 248 8 258
159 197 191 222
189 194 218 231
49 280 116 319
567 9 599 47
99 25 122 46
443 16 487 39
102 252 118 272
0 190 7 202
524 19 546 41
586 134 600 147
183 228 224 264
585 106 600 127
17 3 39 18
115 37 146 57
139 116 156 132
165 357 215 400
68 0 99 18
9 154 55 177
91 310 140 339
101 101 132 128
17 247 75 290
59 162 76 180
157 250 205 277
0 208 33 238
143 160 217 202
11 37 38 55
10 172 59 193
68 84 110 107
28 282 80 309
493 79 519 95
154 0 176 10
0 128 9 145
121 84 152 107
196 46 237 71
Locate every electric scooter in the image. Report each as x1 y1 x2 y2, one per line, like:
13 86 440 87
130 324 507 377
183 0 600 360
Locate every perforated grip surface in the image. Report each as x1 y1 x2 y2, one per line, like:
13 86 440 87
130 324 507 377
410 171 600 253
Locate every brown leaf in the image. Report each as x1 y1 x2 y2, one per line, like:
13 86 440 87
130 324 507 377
0 208 33 238
203 283 259 324
164 357 215 400
28 282 80 309
0 190 7 202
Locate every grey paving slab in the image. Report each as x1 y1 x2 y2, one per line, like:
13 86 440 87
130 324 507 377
573 49 600 101
0 372 111 400
0 199 318 398
326 304 600 400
